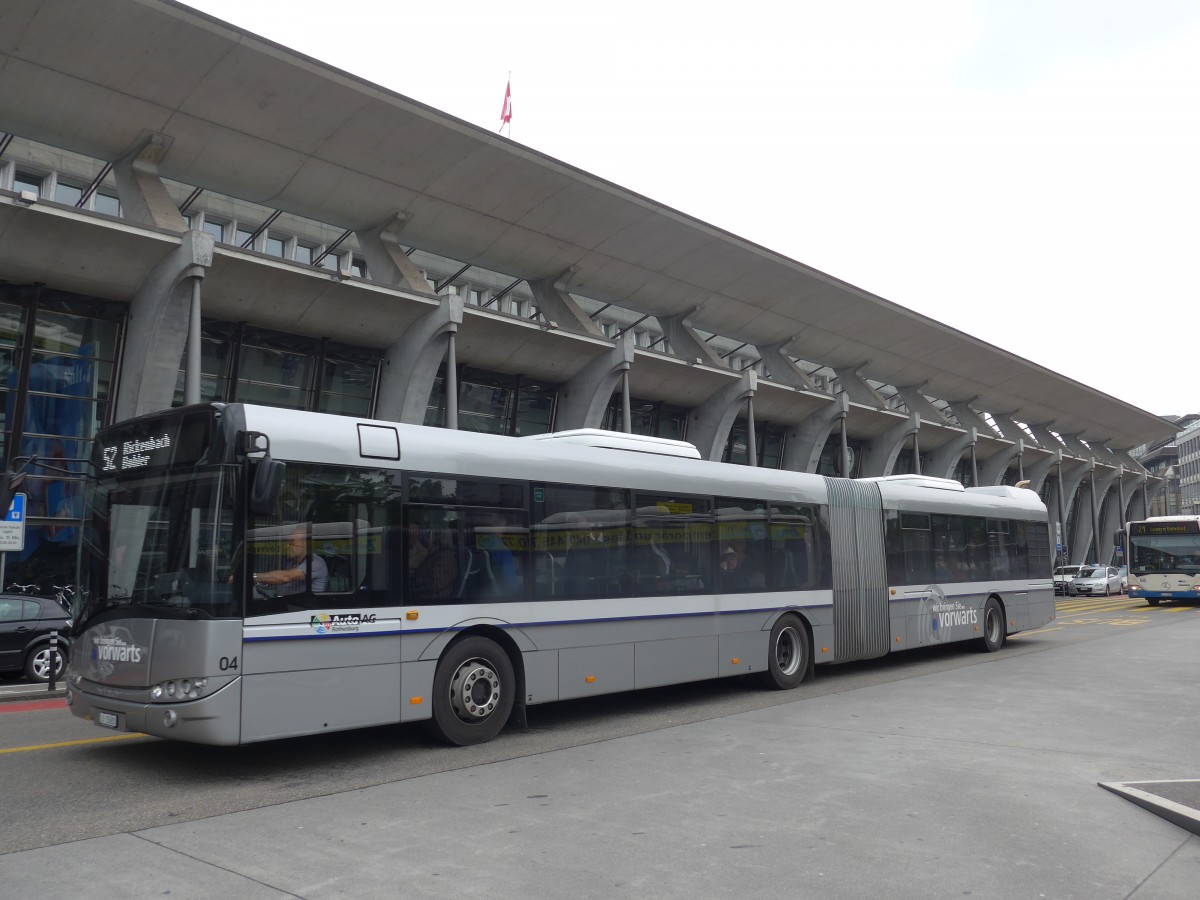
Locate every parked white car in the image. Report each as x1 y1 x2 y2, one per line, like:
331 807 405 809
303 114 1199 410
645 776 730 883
1053 565 1084 595
1072 565 1123 596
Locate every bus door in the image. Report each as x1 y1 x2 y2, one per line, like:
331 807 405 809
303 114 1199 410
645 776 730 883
824 478 889 663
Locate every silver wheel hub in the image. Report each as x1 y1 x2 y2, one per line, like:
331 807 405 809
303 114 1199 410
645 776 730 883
774 626 802 676
449 658 501 722
32 648 61 679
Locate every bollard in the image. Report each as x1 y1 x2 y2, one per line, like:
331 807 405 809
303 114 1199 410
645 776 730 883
47 633 58 691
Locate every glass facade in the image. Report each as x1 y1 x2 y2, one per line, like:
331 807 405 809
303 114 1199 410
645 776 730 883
171 322 378 417
601 396 688 441
0 286 124 591
723 421 785 468
426 366 557 436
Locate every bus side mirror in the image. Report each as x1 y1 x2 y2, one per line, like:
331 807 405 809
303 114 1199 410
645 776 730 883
248 457 286 516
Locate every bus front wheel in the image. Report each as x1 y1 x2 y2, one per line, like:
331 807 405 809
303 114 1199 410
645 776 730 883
427 636 515 746
976 598 1006 653
762 613 809 690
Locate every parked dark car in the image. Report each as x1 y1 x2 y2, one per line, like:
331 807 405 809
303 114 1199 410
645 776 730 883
0 593 71 683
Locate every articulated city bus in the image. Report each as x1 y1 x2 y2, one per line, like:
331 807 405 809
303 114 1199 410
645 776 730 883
67 403 1054 746
1124 516 1200 605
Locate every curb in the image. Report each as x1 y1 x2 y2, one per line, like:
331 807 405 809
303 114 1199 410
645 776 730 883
1099 780 1200 836
0 688 67 703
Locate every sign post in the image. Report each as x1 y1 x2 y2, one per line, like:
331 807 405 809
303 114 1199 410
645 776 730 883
0 492 27 553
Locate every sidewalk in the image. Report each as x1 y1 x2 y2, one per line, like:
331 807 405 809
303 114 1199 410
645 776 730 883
0 681 65 703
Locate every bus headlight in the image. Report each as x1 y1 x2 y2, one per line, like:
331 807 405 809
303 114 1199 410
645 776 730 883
150 678 209 701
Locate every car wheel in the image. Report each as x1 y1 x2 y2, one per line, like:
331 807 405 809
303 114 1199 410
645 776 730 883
24 643 67 683
1103 583 1110 596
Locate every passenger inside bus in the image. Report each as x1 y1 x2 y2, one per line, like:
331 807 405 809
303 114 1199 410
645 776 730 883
254 524 329 595
717 546 751 591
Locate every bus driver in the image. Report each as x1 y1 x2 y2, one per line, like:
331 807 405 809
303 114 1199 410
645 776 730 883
254 524 328 594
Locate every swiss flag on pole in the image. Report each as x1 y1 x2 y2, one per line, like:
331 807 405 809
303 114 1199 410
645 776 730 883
500 79 513 126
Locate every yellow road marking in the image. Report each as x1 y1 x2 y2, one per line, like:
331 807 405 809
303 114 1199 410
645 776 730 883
0 733 148 755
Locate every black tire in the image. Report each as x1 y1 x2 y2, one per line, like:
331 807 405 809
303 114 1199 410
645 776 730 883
1103 583 1110 596
426 636 515 746
762 613 809 690
975 598 1005 653
1148 598 1161 607
24 643 67 683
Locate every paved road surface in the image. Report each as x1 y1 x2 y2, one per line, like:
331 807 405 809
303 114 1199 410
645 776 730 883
2 596 1198 898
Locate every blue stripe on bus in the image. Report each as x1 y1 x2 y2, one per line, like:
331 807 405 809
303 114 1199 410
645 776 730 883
242 603 826 642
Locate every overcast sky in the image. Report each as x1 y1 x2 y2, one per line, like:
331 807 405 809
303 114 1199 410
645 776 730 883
186 0 1199 419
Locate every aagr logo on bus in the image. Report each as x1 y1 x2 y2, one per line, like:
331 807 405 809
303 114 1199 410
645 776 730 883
310 612 377 634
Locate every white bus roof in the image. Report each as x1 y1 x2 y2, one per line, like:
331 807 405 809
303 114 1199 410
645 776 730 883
523 429 702 459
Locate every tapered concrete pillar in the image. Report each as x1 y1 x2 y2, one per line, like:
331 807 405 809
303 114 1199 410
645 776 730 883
375 296 463 423
527 268 604 337
355 214 438 295
555 334 635 430
112 133 188 232
929 428 977 481
782 394 849 474
117 230 214 420
861 412 920 477
658 307 724 367
687 370 756 461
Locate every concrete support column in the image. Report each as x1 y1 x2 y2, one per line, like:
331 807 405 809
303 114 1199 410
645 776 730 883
1124 472 1148 521
781 394 849 474
657 307 724 367
1022 450 1058 497
555 334 635 430
116 231 214 420
112 133 188 231
527 268 604 337
1068 461 1098 564
831 364 887 409
861 412 921 477
687 370 757 462
374 296 464 424
979 438 1024 487
895 385 950 424
929 428 977 481
354 214 437 295
946 400 1001 439
1093 467 1121 564
754 340 820 390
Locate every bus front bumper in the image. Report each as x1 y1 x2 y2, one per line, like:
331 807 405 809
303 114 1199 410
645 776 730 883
67 677 244 746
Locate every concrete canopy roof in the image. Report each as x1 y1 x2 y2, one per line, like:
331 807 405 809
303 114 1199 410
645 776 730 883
0 0 1175 450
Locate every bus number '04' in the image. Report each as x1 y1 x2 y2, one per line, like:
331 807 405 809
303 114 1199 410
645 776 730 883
219 656 238 671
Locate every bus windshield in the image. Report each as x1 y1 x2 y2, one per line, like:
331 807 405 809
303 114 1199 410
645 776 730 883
1129 534 1200 576
76 466 239 628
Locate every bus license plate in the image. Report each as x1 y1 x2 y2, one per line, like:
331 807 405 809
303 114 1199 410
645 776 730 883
96 711 119 729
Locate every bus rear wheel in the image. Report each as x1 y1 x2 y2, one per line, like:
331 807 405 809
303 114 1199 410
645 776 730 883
427 636 515 746
762 613 809 690
975 598 1005 653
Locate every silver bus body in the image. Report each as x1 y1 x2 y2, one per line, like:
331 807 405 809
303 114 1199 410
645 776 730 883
68 405 1054 745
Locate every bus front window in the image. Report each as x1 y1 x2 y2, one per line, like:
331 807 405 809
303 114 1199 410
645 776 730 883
78 469 238 627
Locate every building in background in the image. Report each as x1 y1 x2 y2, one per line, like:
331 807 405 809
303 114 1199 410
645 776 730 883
0 0 1180 589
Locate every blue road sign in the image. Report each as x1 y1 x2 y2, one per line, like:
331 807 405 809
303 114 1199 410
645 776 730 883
0 492 26 551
